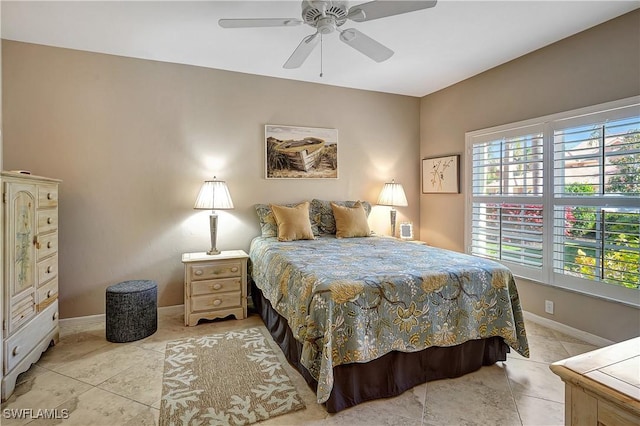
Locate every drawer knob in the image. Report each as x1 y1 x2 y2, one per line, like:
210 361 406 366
47 241 53 249
46 266 53 274
53 312 59 320
47 193 54 200
231 267 239 273
194 270 203 276
47 217 53 224
47 290 53 298
212 299 222 306
212 283 222 290
12 346 20 356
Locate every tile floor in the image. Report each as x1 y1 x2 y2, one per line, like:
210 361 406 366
1 306 601 425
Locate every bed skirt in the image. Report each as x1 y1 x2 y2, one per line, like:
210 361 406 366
251 281 510 412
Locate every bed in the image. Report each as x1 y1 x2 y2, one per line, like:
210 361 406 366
249 201 529 412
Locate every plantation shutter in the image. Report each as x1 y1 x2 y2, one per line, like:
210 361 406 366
470 126 545 277
552 110 640 290
467 98 640 305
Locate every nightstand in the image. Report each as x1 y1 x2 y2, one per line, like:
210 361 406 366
181 250 249 326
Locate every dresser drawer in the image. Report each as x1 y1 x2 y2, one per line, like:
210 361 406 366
37 254 58 286
191 277 241 296
190 292 241 312
37 209 58 234
38 184 59 208
5 301 59 372
36 232 58 261
189 261 242 281
37 278 58 312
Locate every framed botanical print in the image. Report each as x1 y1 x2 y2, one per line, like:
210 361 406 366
422 154 460 193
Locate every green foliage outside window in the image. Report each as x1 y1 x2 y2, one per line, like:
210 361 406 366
564 132 640 289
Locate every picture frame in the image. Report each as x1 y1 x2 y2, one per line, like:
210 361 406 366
399 222 413 240
422 154 460 193
265 124 338 179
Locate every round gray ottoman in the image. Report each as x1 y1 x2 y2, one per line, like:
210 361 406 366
106 280 158 343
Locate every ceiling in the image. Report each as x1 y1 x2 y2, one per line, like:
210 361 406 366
2 1 638 97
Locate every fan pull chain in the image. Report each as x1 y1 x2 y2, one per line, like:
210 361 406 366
320 33 323 78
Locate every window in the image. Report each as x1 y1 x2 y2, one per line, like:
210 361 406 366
466 97 640 306
470 126 545 279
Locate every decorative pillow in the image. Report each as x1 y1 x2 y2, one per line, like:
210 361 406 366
270 202 316 242
331 201 371 238
255 204 279 237
256 203 319 237
311 199 372 235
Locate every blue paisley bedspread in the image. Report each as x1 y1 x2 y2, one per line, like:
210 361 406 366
249 235 529 404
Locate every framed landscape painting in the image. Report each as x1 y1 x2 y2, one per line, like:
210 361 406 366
265 125 338 179
422 154 460 193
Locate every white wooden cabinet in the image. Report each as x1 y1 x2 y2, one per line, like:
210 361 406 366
182 250 248 326
1 172 61 401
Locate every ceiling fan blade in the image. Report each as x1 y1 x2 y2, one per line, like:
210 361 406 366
339 28 394 63
347 0 437 22
283 33 320 69
218 18 302 28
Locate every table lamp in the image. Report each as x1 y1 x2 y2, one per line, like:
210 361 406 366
377 179 408 237
194 177 234 255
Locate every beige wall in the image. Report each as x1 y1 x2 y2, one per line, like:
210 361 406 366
419 10 640 342
2 41 420 318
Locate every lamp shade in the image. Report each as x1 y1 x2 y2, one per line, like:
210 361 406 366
377 180 408 207
194 178 234 210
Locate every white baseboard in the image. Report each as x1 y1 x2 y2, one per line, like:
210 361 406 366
59 313 105 326
523 311 615 347
60 306 615 347
59 304 184 326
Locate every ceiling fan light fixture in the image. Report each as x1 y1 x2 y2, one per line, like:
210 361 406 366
317 17 337 34
303 1 348 26
220 0 437 69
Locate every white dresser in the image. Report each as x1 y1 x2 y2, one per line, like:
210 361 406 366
1 172 61 401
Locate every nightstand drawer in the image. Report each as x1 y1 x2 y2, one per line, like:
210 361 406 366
189 261 241 281
191 292 241 312
191 278 241 296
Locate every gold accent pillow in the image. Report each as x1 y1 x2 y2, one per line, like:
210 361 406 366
270 202 315 242
330 201 371 238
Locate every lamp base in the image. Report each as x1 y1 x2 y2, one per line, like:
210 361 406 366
208 213 221 256
390 208 397 237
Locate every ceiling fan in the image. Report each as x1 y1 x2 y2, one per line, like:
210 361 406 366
219 1 437 69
